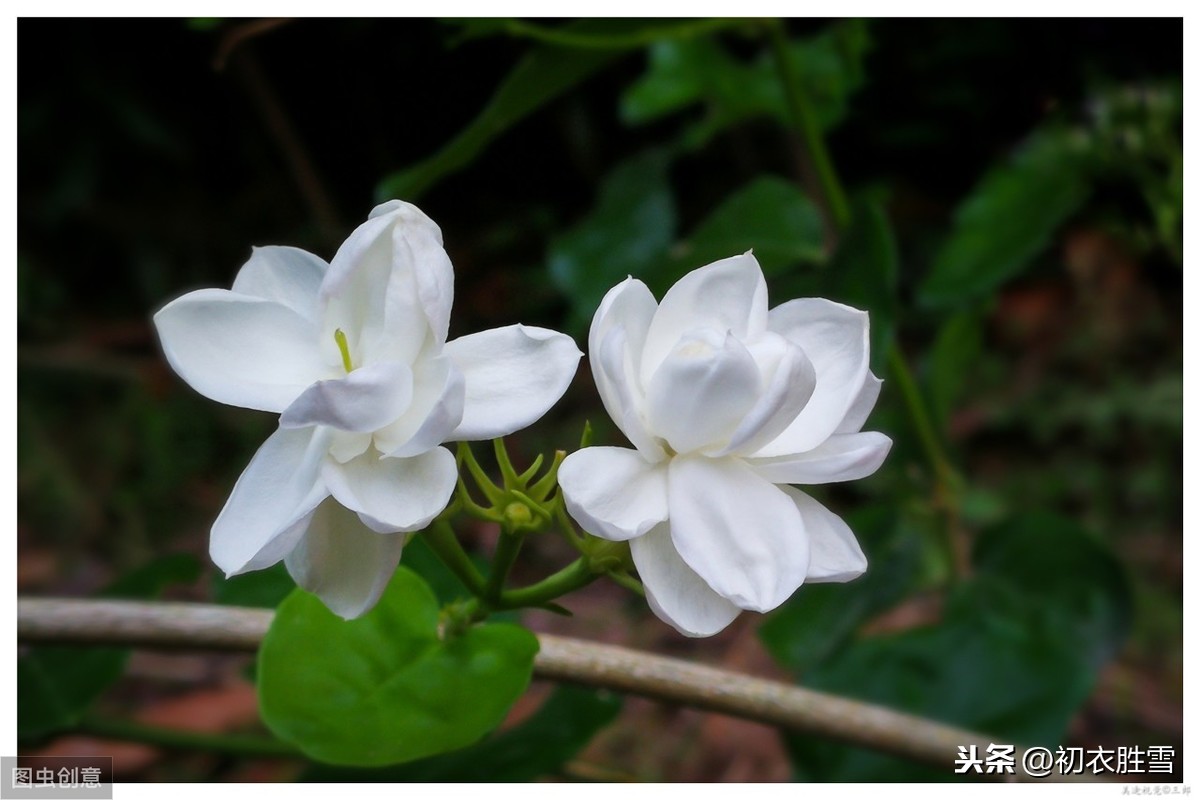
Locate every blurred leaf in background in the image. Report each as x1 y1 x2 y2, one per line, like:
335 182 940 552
771 512 1131 782
620 19 871 149
18 554 201 741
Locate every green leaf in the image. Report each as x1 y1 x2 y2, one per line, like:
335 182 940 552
302 686 621 781
213 562 294 609
783 512 1131 781
259 568 539 767
676 176 824 276
759 507 921 674
19 554 202 741
377 20 645 201
973 511 1132 669
918 129 1091 307
620 20 871 148
18 649 129 741
926 309 984 430
547 149 676 331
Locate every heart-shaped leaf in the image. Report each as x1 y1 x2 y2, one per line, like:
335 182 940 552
259 566 539 767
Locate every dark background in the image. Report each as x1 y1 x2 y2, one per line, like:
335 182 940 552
18 18 1182 782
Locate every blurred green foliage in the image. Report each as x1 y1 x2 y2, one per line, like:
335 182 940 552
302 686 622 782
18 554 201 741
17 17 1180 781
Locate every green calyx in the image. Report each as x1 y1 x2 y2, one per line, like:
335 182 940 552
414 430 643 631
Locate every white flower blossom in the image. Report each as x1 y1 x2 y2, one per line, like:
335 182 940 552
154 201 581 618
558 253 890 637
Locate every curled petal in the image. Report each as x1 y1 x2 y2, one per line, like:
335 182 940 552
322 446 456 533
559 447 668 542
231 246 327 323
443 324 581 441
374 354 465 457
210 426 331 576
589 278 658 450
645 330 760 455
836 372 883 434
284 498 408 619
747 432 892 485
280 360 413 433
667 455 809 612
758 298 870 456
640 252 769 386
595 327 664 460
389 207 455 349
780 486 867 583
320 203 449 368
716 332 817 457
328 431 372 463
154 289 326 413
631 524 741 637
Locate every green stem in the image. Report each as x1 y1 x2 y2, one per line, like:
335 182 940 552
501 17 742 50
456 473 503 522
887 347 969 579
458 442 504 505
765 19 851 232
886 347 954 484
517 453 545 486
608 570 647 598
77 715 299 758
493 438 521 489
497 558 600 610
552 496 587 554
529 449 566 502
424 520 487 596
485 530 526 603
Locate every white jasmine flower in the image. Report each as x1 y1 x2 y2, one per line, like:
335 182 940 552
154 201 581 618
558 253 889 636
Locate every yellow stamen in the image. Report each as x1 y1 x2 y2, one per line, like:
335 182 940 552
334 328 354 372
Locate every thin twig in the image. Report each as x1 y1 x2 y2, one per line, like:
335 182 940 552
17 597 1095 782
223 33 342 244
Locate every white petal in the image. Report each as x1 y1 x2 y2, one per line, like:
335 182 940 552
558 447 668 542
154 289 326 412
320 207 442 369
640 253 769 386
780 486 867 583
374 354 465 457
284 497 407 619
231 246 327 322
590 277 657 371
645 330 760 455
280 360 413 433
443 324 582 441
594 326 665 460
758 298 870 456
322 446 456 533
588 278 659 451
392 208 455 348
631 524 741 637
715 332 817 457
747 432 892 484
210 426 331 576
667 455 809 612
328 431 373 463
836 372 883 434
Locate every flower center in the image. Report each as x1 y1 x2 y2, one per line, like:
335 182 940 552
334 328 354 373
